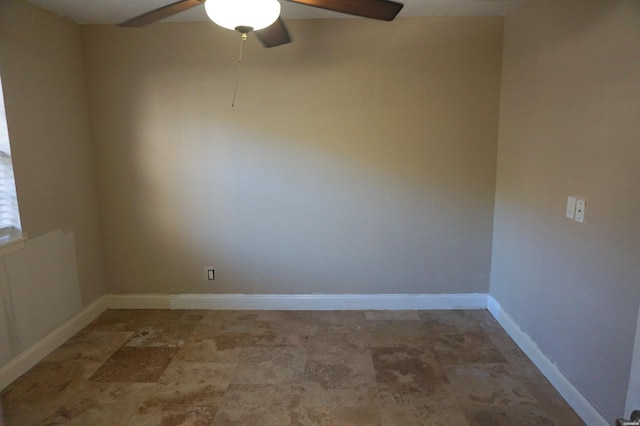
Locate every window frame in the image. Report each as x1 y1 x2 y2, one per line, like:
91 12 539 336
0 74 25 254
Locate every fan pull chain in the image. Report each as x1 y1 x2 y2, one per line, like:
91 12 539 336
231 33 248 107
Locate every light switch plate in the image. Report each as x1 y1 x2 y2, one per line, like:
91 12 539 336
575 198 586 223
566 196 577 219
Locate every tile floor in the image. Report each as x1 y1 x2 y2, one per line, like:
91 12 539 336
1 309 584 425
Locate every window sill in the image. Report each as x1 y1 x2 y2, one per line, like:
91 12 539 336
0 234 27 256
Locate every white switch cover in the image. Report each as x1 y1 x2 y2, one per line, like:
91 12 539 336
566 196 577 219
575 198 586 223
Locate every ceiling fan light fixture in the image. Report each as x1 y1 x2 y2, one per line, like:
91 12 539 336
205 0 281 32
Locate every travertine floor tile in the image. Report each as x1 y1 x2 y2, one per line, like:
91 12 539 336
90 346 178 383
307 330 370 359
131 405 220 426
298 382 379 407
433 328 508 365
42 382 152 425
0 309 585 425
133 383 225 424
372 347 446 384
292 405 383 425
158 362 236 388
231 346 307 385
366 320 431 348
419 310 488 333
304 356 376 390
173 331 248 363
311 311 367 334
1 361 86 424
460 403 583 426
212 384 301 425
445 363 539 407
249 319 314 347
43 330 133 365
199 311 259 333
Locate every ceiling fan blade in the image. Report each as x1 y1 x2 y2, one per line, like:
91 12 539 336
285 0 403 21
119 0 205 27
255 18 292 48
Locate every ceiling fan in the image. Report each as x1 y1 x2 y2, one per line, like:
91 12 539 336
119 0 405 48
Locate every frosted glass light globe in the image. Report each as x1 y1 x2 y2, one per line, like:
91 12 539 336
205 0 281 32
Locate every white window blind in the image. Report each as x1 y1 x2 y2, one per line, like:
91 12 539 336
0 76 22 244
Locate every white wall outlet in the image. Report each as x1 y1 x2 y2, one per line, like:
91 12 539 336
566 196 577 219
575 198 586 223
204 267 215 280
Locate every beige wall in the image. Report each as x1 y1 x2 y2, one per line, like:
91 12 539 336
3 0 638 420
81 17 503 296
0 0 106 363
490 0 640 421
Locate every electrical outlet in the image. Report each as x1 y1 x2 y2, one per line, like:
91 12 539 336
204 267 215 280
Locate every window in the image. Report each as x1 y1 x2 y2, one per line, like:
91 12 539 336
0 76 22 245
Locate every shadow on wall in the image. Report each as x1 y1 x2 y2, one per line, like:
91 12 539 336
85 18 502 295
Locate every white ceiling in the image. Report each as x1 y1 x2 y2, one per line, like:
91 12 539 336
25 0 527 25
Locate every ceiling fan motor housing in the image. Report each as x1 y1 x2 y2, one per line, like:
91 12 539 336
235 25 254 34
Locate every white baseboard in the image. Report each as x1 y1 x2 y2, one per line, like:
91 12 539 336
105 293 489 311
0 295 108 390
487 296 608 426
